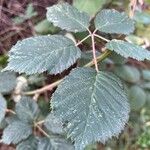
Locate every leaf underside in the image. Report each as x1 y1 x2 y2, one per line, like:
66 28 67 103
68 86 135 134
46 3 90 32
4 35 81 75
106 40 150 61
95 9 135 34
52 67 130 150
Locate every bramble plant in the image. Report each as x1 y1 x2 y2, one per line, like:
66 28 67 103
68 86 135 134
0 2 150 150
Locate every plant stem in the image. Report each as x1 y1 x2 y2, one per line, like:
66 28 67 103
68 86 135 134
23 50 111 96
5 109 16 114
94 34 110 42
36 124 50 138
91 33 99 72
23 79 62 95
85 50 111 67
75 34 91 46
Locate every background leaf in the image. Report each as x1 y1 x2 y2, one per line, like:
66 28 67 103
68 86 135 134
16 135 38 150
106 40 150 61
44 113 64 135
1 120 32 144
142 70 150 81
15 97 40 124
114 65 140 83
4 35 81 75
37 137 74 150
73 0 110 16
52 67 130 150
128 86 146 111
46 3 90 32
0 71 16 94
0 94 7 123
95 9 134 34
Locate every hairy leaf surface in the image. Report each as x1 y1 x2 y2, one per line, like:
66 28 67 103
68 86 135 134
0 71 16 94
4 35 81 74
0 94 6 123
46 3 90 32
95 9 134 34
106 40 150 61
15 97 40 124
1 121 32 144
52 67 130 150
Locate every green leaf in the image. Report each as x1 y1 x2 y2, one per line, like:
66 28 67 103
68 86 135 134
134 11 150 25
106 40 150 61
125 35 144 45
128 86 146 111
46 3 90 32
73 0 110 16
44 113 64 135
37 137 74 150
79 51 100 66
52 67 130 150
146 92 150 106
15 97 40 124
141 82 150 90
142 70 150 81
34 19 59 35
109 52 126 65
0 71 16 94
16 135 38 150
4 35 81 75
25 3 37 19
114 65 140 83
1 120 32 144
0 94 7 123
95 9 135 34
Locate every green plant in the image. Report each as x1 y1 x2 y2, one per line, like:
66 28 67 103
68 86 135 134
0 2 150 150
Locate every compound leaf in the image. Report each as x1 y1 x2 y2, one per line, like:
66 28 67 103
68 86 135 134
106 40 150 61
95 9 135 34
15 97 40 124
46 3 90 32
51 67 130 150
0 71 16 94
37 137 74 150
1 120 32 144
0 94 7 123
4 35 81 75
